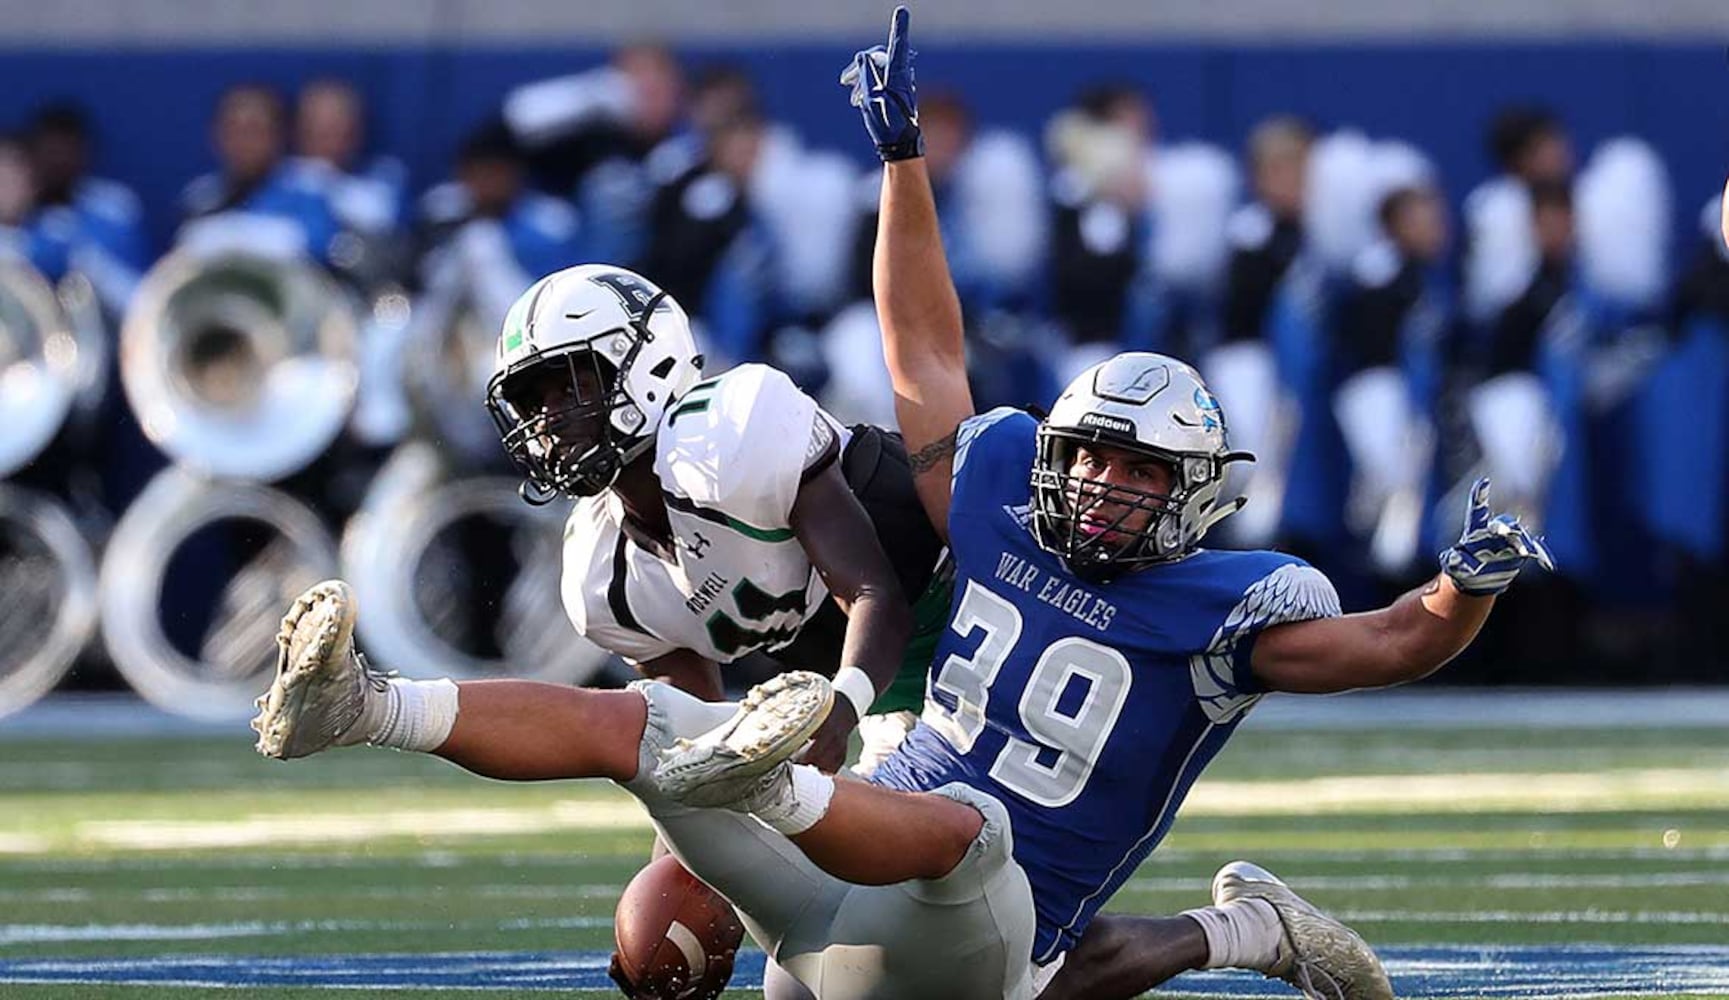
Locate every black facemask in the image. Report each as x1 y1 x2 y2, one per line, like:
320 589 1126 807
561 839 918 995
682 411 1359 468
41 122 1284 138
1029 426 1192 582
488 347 628 503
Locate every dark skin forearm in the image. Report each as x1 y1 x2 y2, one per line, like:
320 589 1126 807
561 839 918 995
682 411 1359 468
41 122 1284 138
793 465 911 699
790 463 912 768
831 585 913 715
637 648 725 701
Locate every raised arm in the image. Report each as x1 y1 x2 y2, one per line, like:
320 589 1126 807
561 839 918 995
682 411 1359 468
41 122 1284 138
1251 478 1554 693
843 6 976 539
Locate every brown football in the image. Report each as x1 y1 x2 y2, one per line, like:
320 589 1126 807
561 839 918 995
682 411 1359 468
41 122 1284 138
609 854 745 1000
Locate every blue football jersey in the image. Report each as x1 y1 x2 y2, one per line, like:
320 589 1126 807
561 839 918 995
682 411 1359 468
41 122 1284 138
871 408 1341 965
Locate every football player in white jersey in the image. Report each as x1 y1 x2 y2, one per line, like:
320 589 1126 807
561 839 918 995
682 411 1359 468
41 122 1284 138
489 260 954 997
484 262 943 772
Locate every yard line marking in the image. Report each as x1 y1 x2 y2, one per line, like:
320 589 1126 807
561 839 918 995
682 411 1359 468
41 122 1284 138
0 884 617 903
0 915 615 945
0 889 94 902
10 871 1724 907
1341 909 1729 925
5 945 1729 995
0 833 51 854
0 767 1715 857
7 843 1729 877
1147 845 1729 864
1181 768 1729 814
1120 871 1729 892
72 799 653 850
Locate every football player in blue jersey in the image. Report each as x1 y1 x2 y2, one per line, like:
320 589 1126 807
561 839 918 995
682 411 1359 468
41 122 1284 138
247 9 1551 999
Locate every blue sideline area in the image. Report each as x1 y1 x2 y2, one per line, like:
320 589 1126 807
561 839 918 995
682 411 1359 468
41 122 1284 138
0 43 1725 255
3 944 1727 995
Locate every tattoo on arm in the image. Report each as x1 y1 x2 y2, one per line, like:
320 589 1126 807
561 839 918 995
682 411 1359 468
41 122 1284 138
908 431 958 476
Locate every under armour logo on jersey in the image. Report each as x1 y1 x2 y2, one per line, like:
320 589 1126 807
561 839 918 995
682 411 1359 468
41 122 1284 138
681 531 713 559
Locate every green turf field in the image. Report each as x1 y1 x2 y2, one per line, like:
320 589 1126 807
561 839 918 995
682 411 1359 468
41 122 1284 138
1 718 1726 997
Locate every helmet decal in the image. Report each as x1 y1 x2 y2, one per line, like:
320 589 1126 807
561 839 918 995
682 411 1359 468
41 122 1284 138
1193 386 1223 431
589 269 667 322
1093 358 1170 404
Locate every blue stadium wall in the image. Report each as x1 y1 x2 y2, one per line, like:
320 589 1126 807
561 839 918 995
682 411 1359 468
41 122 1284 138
0 43 1724 255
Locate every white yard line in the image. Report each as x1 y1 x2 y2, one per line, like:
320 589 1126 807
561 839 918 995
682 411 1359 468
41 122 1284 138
5 689 1727 741
0 766 1704 857
1182 768 1729 814
0 915 614 945
1121 870 1729 892
1341 909 1729 924
9 843 1729 873
0 833 51 854
5 945 1729 996
71 799 651 850
15 870 1727 905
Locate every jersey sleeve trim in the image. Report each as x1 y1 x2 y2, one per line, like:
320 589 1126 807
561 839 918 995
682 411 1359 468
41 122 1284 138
1190 562 1340 723
607 533 657 639
798 437 840 484
802 411 843 484
662 490 796 542
951 406 1023 487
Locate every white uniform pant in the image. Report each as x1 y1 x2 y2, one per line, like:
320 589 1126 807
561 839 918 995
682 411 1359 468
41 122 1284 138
624 681 1045 1000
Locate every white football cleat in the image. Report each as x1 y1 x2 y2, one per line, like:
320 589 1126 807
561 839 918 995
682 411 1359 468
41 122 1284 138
651 671 833 808
251 579 385 760
1213 861 1394 1000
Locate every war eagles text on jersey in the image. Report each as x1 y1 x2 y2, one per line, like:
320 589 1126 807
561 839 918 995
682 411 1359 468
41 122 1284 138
992 551 1116 632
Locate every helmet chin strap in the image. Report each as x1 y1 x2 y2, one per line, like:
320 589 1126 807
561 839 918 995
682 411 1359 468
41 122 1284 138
519 478 560 507
1196 495 1248 537
1155 518 1183 555
617 432 656 466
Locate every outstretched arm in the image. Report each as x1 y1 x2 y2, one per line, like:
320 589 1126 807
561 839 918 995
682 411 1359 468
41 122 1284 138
844 6 975 540
1251 478 1554 693
1250 575 1492 693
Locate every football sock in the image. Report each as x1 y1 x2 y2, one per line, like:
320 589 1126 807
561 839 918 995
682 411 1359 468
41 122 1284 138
361 678 460 752
1181 898 1283 970
753 763 834 836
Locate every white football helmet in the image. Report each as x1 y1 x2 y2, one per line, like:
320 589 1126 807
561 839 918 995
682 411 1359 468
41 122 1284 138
485 264 703 501
1031 352 1253 579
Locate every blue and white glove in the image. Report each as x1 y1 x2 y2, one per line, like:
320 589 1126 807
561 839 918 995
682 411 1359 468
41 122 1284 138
1439 478 1556 596
839 6 923 162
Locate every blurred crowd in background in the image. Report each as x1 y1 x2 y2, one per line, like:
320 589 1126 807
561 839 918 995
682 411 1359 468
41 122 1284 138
3 41 1727 709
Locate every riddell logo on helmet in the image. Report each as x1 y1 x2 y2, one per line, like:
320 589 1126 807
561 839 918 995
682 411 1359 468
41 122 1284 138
1077 412 1135 436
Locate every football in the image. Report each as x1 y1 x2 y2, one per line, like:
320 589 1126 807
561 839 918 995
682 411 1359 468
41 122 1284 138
609 854 746 999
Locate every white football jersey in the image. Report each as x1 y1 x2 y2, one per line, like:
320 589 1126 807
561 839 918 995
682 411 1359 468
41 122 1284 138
560 364 851 665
